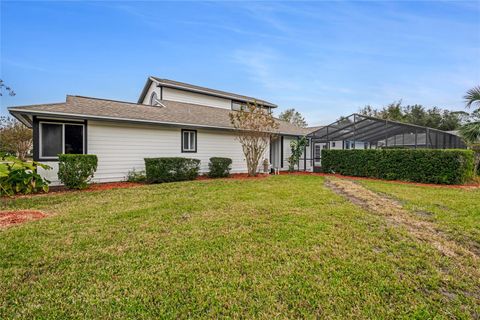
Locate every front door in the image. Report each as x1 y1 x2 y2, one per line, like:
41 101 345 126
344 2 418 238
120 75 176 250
314 142 328 167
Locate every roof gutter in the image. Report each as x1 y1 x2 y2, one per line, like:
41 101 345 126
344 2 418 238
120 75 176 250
8 108 301 136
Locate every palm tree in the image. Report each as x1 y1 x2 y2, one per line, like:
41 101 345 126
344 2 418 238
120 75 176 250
460 86 480 177
464 86 480 110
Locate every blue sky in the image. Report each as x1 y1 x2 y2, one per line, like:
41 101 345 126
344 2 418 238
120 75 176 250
1 1 479 125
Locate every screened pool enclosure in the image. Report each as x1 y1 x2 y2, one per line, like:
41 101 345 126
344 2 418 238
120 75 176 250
306 113 466 169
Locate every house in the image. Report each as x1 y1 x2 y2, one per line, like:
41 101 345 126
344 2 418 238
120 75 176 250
9 77 315 184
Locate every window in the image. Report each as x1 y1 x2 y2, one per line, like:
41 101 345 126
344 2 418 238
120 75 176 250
314 144 321 160
182 129 196 152
150 92 160 106
40 122 85 159
231 101 246 111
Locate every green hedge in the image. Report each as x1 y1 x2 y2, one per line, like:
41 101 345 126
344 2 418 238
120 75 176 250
144 157 200 183
208 157 232 178
321 149 474 185
58 154 98 189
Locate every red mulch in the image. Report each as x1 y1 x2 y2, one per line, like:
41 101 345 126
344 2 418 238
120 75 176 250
279 171 480 189
0 210 47 228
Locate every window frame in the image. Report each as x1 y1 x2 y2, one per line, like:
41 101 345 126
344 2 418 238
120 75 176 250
181 129 197 153
150 92 160 106
38 121 85 160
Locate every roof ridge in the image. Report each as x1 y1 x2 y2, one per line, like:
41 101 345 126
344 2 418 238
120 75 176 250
150 76 277 107
8 102 65 110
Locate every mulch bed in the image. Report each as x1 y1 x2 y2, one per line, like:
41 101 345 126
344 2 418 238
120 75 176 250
0 210 47 228
280 171 480 189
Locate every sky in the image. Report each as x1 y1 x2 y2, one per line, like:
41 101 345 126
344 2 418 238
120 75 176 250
1 1 479 125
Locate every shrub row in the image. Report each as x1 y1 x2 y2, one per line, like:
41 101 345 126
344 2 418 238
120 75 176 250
208 157 232 178
58 154 98 189
145 157 201 183
321 149 474 185
144 157 233 183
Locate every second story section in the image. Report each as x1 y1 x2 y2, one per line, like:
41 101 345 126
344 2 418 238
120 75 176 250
138 77 277 112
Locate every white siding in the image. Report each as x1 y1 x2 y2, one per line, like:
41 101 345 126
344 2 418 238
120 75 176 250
142 82 161 105
38 162 61 186
162 87 232 109
38 121 269 184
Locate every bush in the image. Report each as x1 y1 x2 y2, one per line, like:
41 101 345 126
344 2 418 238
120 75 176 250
58 154 98 189
0 153 51 196
144 157 200 183
126 168 146 182
321 149 474 185
208 157 232 178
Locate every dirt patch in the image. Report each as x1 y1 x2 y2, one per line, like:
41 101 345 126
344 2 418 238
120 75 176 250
0 210 47 228
283 171 480 189
325 177 479 262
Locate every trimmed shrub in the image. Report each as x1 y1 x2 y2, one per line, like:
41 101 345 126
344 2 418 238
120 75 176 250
0 153 51 196
58 154 98 189
126 168 146 183
208 157 232 178
144 157 200 183
321 149 475 185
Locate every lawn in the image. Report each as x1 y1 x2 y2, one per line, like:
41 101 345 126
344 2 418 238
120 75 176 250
1 175 479 319
361 180 480 247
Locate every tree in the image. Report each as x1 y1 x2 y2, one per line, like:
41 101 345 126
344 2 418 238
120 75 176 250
230 102 279 176
358 101 463 131
278 108 308 128
0 117 32 160
287 136 308 172
0 79 16 96
459 86 480 176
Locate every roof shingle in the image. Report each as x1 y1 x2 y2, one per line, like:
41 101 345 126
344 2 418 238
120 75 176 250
9 95 307 135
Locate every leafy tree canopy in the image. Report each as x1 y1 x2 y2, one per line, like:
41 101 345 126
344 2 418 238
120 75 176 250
278 108 308 128
358 101 466 131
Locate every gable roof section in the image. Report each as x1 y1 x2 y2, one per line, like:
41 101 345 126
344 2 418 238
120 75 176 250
138 76 277 108
9 95 304 135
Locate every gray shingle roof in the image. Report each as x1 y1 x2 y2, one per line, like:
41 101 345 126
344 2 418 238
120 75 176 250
149 77 277 107
9 95 306 135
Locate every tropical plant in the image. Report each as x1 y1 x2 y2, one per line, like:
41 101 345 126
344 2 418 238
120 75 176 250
459 86 480 176
288 136 308 172
230 102 279 176
0 153 51 196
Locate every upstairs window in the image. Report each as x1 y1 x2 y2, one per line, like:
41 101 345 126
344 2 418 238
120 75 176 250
150 92 160 106
40 122 85 159
182 129 197 153
231 101 246 111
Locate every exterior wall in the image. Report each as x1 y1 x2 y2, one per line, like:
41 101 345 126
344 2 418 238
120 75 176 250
141 82 161 105
271 135 312 172
39 121 272 184
162 87 232 109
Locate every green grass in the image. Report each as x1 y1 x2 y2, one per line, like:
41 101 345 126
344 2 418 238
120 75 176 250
1 175 479 319
360 180 480 247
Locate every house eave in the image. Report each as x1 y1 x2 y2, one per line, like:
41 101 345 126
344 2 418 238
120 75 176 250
8 108 302 136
